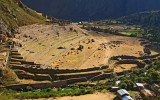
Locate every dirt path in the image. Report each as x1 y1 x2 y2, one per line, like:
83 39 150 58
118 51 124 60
33 92 116 100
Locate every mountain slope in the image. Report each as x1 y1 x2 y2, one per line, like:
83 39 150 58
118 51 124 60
118 11 160 41
118 11 160 26
0 0 45 36
21 0 160 21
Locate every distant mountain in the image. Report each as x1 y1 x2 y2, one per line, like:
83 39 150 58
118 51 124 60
118 11 160 26
0 0 45 36
21 0 160 21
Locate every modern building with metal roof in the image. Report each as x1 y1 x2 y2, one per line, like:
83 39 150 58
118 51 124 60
117 89 129 96
121 95 134 100
134 83 144 90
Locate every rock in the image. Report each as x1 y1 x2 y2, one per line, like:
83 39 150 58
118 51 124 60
77 51 79 54
77 45 84 50
57 46 66 49
30 51 34 53
71 48 75 50
23 34 27 38
70 27 73 31
98 48 101 50
91 39 95 42
144 47 151 55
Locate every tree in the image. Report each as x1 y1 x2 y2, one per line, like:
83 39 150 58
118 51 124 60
147 71 160 83
119 82 127 89
26 86 33 91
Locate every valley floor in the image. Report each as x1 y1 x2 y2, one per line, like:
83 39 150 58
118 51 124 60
30 92 116 100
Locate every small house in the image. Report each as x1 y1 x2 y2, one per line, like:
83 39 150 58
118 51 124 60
111 87 119 91
134 83 144 90
117 89 129 99
121 95 134 100
140 89 155 97
150 83 160 91
115 80 121 86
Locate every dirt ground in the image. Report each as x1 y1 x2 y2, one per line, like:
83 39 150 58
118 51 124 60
31 92 116 100
15 24 151 70
50 30 146 70
114 64 137 73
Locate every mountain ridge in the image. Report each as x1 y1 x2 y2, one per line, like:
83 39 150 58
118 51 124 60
21 0 160 21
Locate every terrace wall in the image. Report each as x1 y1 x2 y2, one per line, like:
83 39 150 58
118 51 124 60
4 77 87 91
50 72 101 81
19 66 108 74
111 54 160 60
115 60 145 68
90 73 111 81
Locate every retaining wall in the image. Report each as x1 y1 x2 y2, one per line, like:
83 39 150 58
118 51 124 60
4 77 87 91
90 73 111 81
50 71 101 81
111 54 160 60
20 66 108 74
115 60 145 68
4 81 67 91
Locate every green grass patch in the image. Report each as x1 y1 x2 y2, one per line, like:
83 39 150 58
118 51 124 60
0 88 16 100
18 87 95 99
127 31 137 34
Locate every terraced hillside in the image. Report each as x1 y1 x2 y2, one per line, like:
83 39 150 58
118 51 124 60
8 48 111 88
14 23 159 70
14 24 89 67
1 22 158 91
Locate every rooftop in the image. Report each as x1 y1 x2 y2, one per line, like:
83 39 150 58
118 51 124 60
121 95 134 100
134 83 144 87
117 89 129 96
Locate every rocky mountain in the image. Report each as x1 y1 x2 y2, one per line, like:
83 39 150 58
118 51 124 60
21 0 160 21
0 0 45 37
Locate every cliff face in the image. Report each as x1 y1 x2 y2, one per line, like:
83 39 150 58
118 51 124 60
21 0 160 21
0 0 45 37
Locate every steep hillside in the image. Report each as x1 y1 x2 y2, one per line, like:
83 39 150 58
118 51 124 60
21 0 160 21
118 11 160 26
0 0 45 36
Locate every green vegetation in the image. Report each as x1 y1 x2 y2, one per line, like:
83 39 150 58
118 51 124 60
118 59 160 90
148 45 160 53
118 11 160 26
118 11 160 41
18 86 95 99
127 31 137 34
83 26 121 36
0 67 17 85
128 91 140 100
1 59 159 99
0 0 45 36
0 88 16 100
120 31 137 37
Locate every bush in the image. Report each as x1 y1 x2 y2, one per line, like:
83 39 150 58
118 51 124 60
101 89 107 93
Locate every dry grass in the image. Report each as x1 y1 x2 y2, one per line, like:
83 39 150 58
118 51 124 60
16 24 145 70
